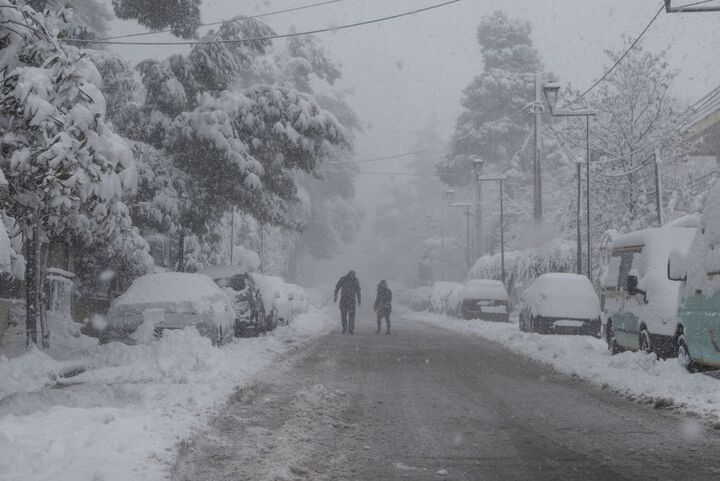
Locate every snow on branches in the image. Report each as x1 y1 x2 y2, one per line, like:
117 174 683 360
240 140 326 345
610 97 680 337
0 1 136 243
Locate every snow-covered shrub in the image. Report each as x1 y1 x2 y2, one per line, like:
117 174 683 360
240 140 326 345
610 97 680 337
468 238 576 301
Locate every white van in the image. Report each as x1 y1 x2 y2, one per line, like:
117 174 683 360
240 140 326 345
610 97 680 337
601 217 698 357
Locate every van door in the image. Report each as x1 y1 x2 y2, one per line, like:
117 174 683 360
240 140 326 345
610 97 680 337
610 248 642 349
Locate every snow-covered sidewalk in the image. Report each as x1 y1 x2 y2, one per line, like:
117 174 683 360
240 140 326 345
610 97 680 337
416 310 720 425
0 306 334 481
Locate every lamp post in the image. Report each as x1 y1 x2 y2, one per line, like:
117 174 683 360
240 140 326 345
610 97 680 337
543 82 597 281
473 158 485 258
446 187 472 271
476 175 506 285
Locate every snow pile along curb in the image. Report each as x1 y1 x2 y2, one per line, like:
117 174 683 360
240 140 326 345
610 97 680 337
0 306 334 481
416 311 720 424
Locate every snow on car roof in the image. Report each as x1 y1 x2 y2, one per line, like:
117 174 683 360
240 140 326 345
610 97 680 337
526 273 600 319
611 223 698 251
462 279 508 301
113 272 225 306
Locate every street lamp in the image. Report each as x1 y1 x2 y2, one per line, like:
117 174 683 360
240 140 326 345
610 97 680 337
473 158 485 258
543 82 597 281
446 187 472 271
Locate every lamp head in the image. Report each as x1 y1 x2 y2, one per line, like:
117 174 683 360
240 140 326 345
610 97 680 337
445 188 455 204
543 82 561 112
473 158 485 174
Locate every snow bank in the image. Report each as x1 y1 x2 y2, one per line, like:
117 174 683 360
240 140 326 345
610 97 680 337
0 305 334 481
417 312 720 423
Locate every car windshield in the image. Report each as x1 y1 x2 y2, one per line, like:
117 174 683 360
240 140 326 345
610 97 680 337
4 1 720 479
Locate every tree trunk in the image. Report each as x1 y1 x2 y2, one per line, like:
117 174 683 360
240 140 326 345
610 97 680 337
177 231 186 272
25 223 38 348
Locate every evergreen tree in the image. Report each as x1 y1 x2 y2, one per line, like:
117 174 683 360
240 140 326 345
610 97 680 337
0 2 139 345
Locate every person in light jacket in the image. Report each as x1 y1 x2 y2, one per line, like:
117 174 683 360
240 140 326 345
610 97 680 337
373 280 392 335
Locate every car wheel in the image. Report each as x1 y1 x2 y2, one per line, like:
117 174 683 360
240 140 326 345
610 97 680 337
677 331 699 372
606 320 622 355
639 327 652 354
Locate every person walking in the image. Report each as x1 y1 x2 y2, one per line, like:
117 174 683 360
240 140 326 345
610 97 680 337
373 280 392 335
334 270 361 334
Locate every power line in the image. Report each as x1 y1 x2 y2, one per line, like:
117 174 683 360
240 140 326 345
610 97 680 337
327 104 531 165
561 3 664 108
65 0 461 46
102 0 345 41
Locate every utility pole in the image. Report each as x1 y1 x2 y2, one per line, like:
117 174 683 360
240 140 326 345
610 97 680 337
653 152 664 226
533 72 543 225
576 162 582 275
229 207 235 265
476 178 482 257
586 114 592 282
499 179 506 285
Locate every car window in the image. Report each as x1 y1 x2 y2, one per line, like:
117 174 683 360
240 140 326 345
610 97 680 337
605 255 622 289
617 251 636 290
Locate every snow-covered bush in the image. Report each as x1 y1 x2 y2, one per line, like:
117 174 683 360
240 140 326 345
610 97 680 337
469 238 576 301
429 281 463 313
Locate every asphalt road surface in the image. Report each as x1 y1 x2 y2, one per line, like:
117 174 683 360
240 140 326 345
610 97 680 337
173 313 720 481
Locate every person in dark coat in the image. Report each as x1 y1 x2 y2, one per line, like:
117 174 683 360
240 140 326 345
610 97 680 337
334 270 361 334
374 280 392 335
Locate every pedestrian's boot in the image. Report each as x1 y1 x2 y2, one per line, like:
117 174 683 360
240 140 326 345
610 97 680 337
376 321 381 334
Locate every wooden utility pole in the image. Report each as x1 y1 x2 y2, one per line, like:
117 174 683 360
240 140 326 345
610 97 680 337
533 72 543 225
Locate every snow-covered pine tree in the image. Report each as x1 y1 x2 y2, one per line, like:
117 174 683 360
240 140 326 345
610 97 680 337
439 11 571 255
0 2 137 346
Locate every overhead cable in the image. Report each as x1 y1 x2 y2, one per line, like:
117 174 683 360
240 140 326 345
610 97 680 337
101 0 345 40
65 0 461 46
561 3 664 108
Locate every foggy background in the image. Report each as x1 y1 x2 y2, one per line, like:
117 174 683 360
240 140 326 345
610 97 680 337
103 0 720 287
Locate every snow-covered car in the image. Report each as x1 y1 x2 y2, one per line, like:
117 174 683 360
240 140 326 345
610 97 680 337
251 274 292 326
601 217 697 356
198 265 269 337
430 281 462 314
460 279 510 321
286 283 309 318
519 273 600 336
100 273 235 345
668 194 720 370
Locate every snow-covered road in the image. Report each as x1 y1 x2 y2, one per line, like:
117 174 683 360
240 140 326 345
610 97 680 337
172 312 720 480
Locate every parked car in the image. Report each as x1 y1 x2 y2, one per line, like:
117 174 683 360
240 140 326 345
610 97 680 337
430 281 462 314
100 272 235 345
601 218 698 356
668 198 720 370
252 274 291 326
446 283 465 317
460 279 510 321
198 266 270 337
520 273 600 336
